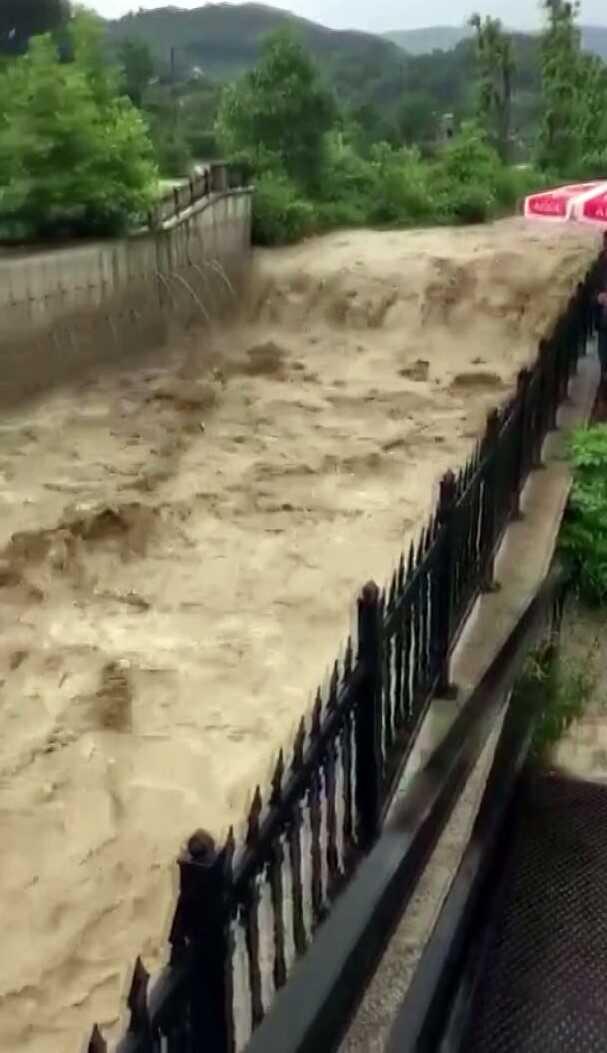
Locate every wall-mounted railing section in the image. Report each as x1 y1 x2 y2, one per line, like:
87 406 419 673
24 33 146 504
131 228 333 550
241 565 569 1053
385 573 569 1053
87 256 601 1053
146 161 248 230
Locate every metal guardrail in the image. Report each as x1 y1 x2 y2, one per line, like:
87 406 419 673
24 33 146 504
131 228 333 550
245 566 569 1053
385 568 568 1053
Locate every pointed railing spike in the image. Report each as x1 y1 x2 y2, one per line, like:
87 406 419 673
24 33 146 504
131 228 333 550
88 1024 107 1053
344 636 354 678
222 824 236 870
291 716 306 771
127 956 150 1034
271 750 285 808
407 541 415 575
311 690 322 737
329 660 340 707
212 824 236 886
388 570 397 610
397 553 405 592
424 517 432 548
246 786 263 848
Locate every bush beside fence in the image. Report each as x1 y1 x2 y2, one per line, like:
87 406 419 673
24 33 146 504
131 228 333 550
87 256 600 1053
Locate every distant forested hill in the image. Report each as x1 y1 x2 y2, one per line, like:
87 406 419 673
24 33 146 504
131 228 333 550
383 26 472 54
106 3 405 94
384 23 607 60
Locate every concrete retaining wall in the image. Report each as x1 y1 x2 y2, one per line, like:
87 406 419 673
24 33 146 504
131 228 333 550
0 185 253 404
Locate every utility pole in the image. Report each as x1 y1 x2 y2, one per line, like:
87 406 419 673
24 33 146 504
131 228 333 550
170 46 180 140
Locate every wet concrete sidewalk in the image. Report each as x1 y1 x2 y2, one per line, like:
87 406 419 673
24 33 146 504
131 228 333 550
341 349 600 1053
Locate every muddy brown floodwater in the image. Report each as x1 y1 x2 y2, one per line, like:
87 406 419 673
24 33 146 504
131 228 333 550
0 218 599 1052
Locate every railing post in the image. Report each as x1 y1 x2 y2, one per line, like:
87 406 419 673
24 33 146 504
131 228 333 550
173 186 180 217
563 296 577 383
171 829 234 1053
480 408 500 593
579 279 593 350
356 581 383 848
512 368 530 519
576 285 587 363
555 313 571 405
210 162 229 193
528 369 545 472
434 471 458 699
541 337 558 433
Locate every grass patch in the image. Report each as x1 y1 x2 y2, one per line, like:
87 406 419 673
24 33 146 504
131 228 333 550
514 639 600 763
560 425 607 606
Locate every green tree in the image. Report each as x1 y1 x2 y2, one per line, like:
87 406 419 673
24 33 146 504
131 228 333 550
395 92 437 146
216 29 336 191
0 12 158 239
576 52 607 174
0 0 69 56
347 102 393 152
469 14 515 162
538 0 583 172
117 38 155 108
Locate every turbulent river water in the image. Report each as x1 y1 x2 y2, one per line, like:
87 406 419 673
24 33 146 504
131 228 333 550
0 218 599 1052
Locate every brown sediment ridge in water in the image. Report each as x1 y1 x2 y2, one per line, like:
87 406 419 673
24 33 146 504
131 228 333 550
0 218 599 1052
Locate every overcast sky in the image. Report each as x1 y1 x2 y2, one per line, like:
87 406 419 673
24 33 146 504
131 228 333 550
89 0 607 34
87 0 607 33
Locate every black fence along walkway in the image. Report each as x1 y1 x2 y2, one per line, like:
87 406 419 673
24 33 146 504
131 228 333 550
87 256 601 1053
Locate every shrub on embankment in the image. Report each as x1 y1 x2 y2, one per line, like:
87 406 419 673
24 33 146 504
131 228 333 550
560 425 607 606
516 639 599 763
0 11 158 241
249 127 550 246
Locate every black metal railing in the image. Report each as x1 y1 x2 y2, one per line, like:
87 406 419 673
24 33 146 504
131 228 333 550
385 572 570 1053
87 256 600 1053
242 568 570 1053
146 162 248 230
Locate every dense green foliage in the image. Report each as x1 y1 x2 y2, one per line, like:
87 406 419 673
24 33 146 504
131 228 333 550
0 12 158 239
105 4 607 171
516 642 598 762
3 3 607 243
560 426 607 605
469 15 514 161
117 37 155 108
216 30 335 192
112 6 607 183
214 30 550 245
538 1 607 176
539 0 584 172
